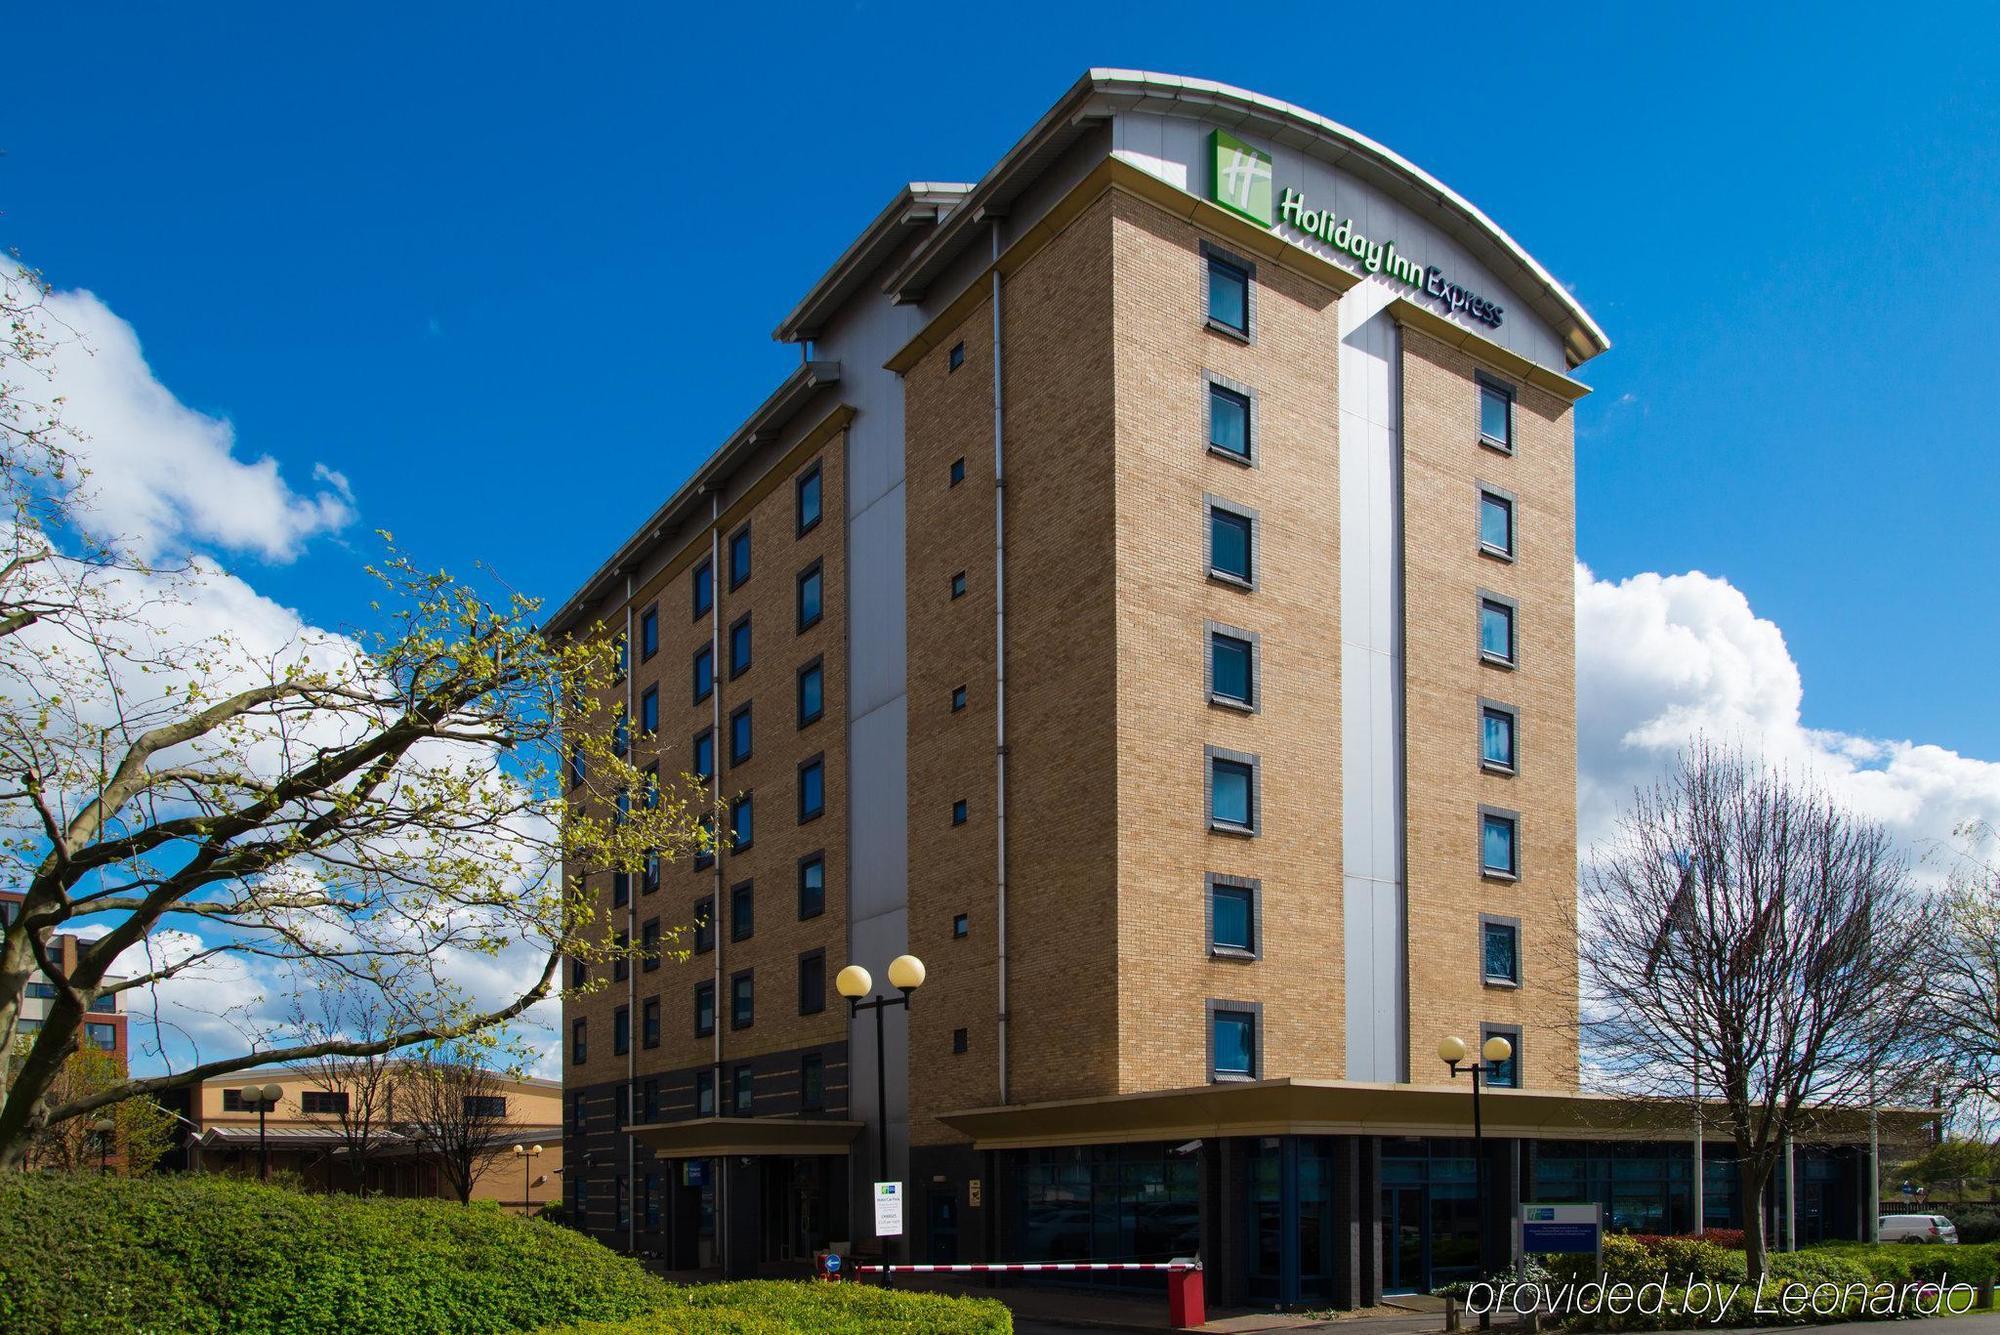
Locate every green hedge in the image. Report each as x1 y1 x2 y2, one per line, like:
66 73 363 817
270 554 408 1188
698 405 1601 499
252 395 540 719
534 1282 1012 1335
0 1172 671 1334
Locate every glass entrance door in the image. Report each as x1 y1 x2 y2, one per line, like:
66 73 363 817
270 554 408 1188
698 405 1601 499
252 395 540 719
1383 1186 1428 1293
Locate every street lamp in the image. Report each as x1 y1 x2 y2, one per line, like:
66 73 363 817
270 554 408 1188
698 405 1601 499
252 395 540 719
1440 1035 1514 1306
513 1143 543 1213
236 1084 284 1181
838 954 926 1287
90 1117 114 1175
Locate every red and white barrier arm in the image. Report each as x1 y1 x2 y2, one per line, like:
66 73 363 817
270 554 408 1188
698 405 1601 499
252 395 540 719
852 1261 1200 1273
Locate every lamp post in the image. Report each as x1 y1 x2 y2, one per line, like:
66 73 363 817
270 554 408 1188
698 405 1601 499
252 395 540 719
836 954 926 1287
90 1117 114 1175
513 1143 543 1213
236 1084 284 1181
1440 1034 1514 1313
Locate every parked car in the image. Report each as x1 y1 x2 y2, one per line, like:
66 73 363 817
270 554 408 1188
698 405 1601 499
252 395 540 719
1879 1213 1959 1244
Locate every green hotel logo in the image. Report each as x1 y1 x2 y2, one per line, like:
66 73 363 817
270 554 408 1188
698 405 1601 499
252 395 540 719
1209 129 1273 227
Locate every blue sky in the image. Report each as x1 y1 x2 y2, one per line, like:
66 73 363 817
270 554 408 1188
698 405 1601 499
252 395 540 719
6 0 1998 762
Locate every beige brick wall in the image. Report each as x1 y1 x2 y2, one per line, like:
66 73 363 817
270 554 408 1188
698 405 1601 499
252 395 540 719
1400 330 1580 1092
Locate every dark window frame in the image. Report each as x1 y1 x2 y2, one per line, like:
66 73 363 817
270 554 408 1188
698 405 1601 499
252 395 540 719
1479 697 1520 776
613 1004 630 1056
798 949 826 1016
1480 804 1522 881
1478 590 1519 668
692 556 713 620
797 851 825 920
1477 481 1517 561
1482 1022 1523 1087
728 523 753 591
692 643 714 704
729 702 753 767
1206 872 1262 960
639 684 659 737
641 917 661 972
797 657 824 727
796 461 823 537
796 561 824 632
1205 372 1257 465
797 753 825 824
1205 621 1260 713
730 969 754 1031
1201 240 1256 342
729 792 753 852
642 995 661 1049
1206 998 1262 1082
1205 494 1258 590
694 981 715 1037
1206 745 1260 837
730 879 754 942
639 605 660 661
1480 913 1523 988
1477 373 1516 454
729 613 752 679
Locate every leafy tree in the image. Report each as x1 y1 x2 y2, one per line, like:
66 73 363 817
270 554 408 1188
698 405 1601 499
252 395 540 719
17 1043 175 1174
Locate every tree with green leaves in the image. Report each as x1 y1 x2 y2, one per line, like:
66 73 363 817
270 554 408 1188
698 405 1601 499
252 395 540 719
17 1043 176 1174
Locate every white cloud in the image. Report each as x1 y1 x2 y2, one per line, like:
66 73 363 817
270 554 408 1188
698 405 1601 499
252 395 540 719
1577 562 2000 866
17 273 351 562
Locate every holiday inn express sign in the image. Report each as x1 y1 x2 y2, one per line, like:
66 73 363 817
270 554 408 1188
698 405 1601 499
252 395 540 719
1209 129 1506 329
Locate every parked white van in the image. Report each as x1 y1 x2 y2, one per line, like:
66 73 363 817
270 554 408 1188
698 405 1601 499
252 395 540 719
1879 1214 1959 1244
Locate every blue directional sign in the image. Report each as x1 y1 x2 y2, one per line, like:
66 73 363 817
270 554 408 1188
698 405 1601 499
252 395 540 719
1520 1203 1602 1256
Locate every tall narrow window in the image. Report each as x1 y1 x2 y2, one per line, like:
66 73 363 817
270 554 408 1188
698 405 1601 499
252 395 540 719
642 996 660 1049
1481 702 1518 773
571 1018 588 1064
1479 377 1514 452
1482 918 1521 986
796 463 822 537
692 557 713 619
800 1054 825 1112
693 644 714 702
1208 626 1255 709
1208 750 1257 835
695 1069 715 1117
798 755 824 823
948 341 966 372
1478 595 1517 666
728 525 752 589
730 794 753 851
1206 252 1249 335
949 457 966 487
639 606 659 661
1478 486 1515 558
733 1064 754 1114
1481 808 1519 879
797 562 823 631
729 615 752 678
798 853 825 919
1209 875 1258 957
641 917 660 971
694 982 714 1037
1482 1026 1521 1087
729 703 752 765
693 896 714 954
798 951 825 1015
1208 380 1251 461
730 881 753 941
613 1005 630 1056
797 659 823 726
731 972 754 1029
693 729 714 783
639 686 658 736
1208 500 1254 586
1211 1006 1256 1080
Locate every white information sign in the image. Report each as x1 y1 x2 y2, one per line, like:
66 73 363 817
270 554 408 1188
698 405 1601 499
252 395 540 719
873 1180 904 1237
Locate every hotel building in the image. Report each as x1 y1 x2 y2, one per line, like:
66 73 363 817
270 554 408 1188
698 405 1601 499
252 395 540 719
550 71 1873 1303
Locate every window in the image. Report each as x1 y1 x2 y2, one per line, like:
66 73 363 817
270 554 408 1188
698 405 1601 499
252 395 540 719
695 1069 715 1117
949 571 966 600
465 1094 507 1119
615 632 628 681
694 982 715 1037
88 992 116 1014
641 918 660 972
612 711 629 759
1481 807 1520 879
302 1090 348 1116
1479 376 1514 452
1482 1025 1521 1087
1208 748 1258 835
1481 916 1521 986
693 557 713 619
1207 624 1256 710
949 341 966 372
613 1005 630 1056
1480 701 1518 774
640 606 659 661
85 1024 115 1052
951 799 968 827
693 644 714 702
797 659 823 726
639 686 658 736
25 981 56 1000
693 729 714 782
570 955 588 988
569 1091 586 1132
642 846 661 894
798 951 825 1015
17 1018 40 1036
643 1169 660 1228
949 457 966 487
1210 1004 1258 1080
729 615 751 678
950 685 967 712
953 913 969 938
642 1078 660 1123
797 463 822 536
800 1055 825 1112
1478 485 1515 559
732 1065 754 1115
222 1088 249 1112
1478 593 1517 666
953 1028 969 1054
729 703 752 766
798 853 825 919
730 793 753 850
730 881 754 941
1205 248 1250 336
642 996 661 1049
798 755 824 823
1208 873 1259 958
728 525 752 589
571 1018 588 1064
693 896 714 953
612 928 629 980
1207 377 1252 462
695 812 715 869
731 972 754 1029
796 562 823 631
567 741 585 790
1207 497 1255 587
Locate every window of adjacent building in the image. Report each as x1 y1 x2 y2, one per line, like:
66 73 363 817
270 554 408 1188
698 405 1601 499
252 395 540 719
25 981 56 1000
571 1017 588 1063
693 557 713 619
612 928 629 981
87 993 115 1014
798 951 825 1015
949 341 966 372
1208 749 1258 835
1209 874 1258 958
615 632 628 681
1208 625 1256 710
950 685 967 712
1479 377 1514 452
1479 594 1517 666
693 644 714 703
1482 1024 1522 1087
567 741 585 790
570 955 588 988
642 1079 660 1124
642 996 660 1049
1207 499 1255 587
640 606 659 661
694 982 715 1037
1481 702 1518 774
729 703 752 766
693 896 714 953
732 1064 754 1115
731 972 754 1030
613 1005 630 1056
1206 252 1250 336
695 1069 715 1117
1481 807 1520 879
1208 379 1252 461
612 868 630 909
798 659 824 726
800 1055 825 1112
797 463 822 537
695 812 715 868
17 1018 41 1036
569 1091 586 1131
643 845 661 894
693 729 714 783
730 881 754 941
798 756 825 823
728 525 752 590
953 1028 969 1054
643 1169 660 1227
612 710 629 759
797 562 823 631
729 615 752 678
1479 486 1515 559
639 685 658 737
1211 1005 1257 1080
641 917 660 972
949 457 966 487
952 799 968 827
1482 917 1520 987
730 794 753 851
302 1090 348 1116
949 571 967 600
798 853 825 920
953 913 969 938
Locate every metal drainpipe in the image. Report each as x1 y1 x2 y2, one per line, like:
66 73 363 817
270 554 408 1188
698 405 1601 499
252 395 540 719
989 220 1011 1105
624 574 636 1254
708 493 726 1272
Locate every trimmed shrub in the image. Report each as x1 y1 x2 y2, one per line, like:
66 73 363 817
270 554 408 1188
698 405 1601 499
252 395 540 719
535 1281 1014 1335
